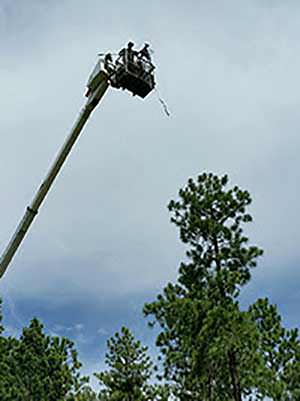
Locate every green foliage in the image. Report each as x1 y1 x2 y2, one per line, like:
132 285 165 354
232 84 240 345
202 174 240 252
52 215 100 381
0 298 21 400
249 298 300 400
145 284 265 400
144 173 265 400
0 316 87 401
168 173 263 298
95 326 167 401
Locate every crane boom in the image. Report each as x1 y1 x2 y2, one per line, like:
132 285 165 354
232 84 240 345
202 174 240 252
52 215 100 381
0 73 109 279
0 42 156 279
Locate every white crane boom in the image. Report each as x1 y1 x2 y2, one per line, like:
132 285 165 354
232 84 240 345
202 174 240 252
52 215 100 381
0 71 109 279
0 43 156 279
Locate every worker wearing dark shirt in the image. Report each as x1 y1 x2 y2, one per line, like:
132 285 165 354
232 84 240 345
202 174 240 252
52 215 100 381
139 43 151 62
119 41 136 64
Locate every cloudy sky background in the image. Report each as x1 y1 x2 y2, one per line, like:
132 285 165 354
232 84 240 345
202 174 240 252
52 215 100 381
1 0 300 385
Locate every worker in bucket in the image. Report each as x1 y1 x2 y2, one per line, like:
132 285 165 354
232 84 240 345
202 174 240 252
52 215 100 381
119 41 136 64
139 43 152 62
104 53 114 73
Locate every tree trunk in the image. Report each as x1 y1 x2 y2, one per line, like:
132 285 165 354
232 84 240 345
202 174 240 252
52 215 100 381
228 350 242 401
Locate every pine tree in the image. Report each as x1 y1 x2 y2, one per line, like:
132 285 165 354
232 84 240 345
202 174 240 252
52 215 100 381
95 326 167 401
0 314 87 401
144 173 265 400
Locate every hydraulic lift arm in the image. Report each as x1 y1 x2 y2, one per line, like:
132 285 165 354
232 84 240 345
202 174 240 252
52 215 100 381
0 72 109 279
0 42 156 280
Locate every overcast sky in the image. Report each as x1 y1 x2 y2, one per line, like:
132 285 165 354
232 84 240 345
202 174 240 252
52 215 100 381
1 0 300 384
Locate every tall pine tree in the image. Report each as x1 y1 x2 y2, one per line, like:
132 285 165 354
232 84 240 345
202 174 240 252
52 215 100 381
144 173 265 400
